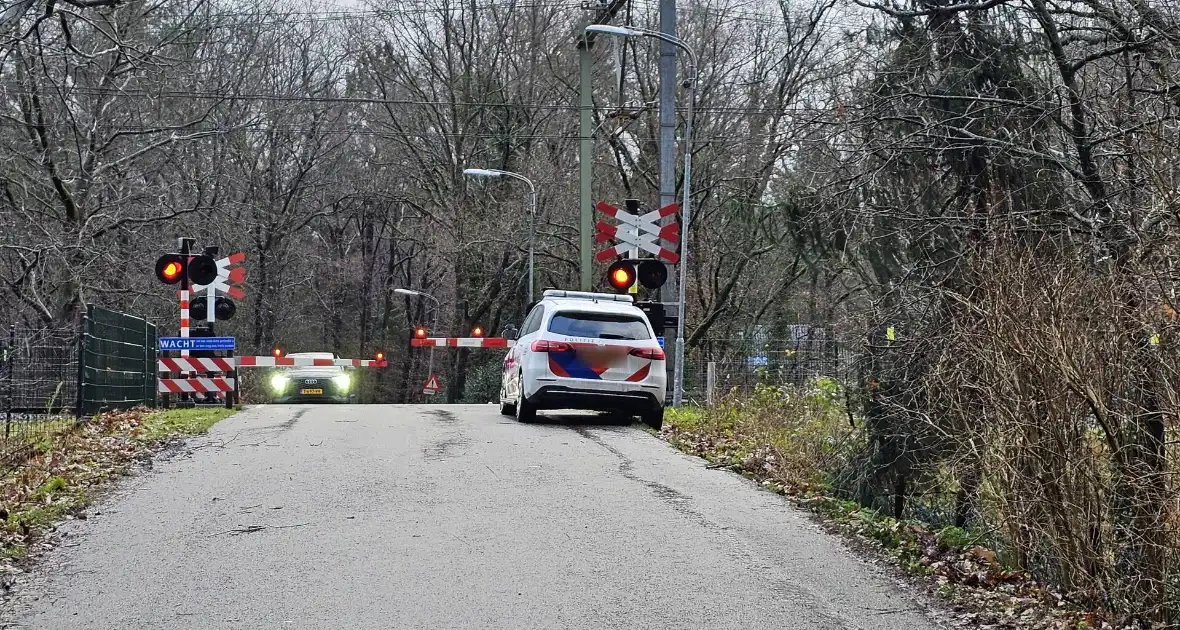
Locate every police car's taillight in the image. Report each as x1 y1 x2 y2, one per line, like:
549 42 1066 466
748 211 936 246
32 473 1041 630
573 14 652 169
531 340 573 353
630 347 665 360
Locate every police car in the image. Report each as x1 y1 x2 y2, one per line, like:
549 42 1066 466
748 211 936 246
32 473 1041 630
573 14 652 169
499 290 667 429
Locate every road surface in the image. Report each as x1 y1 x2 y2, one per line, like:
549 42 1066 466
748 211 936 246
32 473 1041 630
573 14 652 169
3 404 946 629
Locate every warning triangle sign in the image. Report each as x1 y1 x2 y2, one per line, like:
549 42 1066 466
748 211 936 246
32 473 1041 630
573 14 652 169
423 374 442 395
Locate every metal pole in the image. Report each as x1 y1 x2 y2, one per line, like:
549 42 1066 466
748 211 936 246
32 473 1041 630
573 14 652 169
706 361 716 407
5 325 14 437
672 59 696 409
658 0 678 305
528 186 537 303
578 39 594 292
424 293 440 395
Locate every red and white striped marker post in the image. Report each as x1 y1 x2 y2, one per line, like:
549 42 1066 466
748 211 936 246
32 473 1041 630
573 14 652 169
179 288 190 357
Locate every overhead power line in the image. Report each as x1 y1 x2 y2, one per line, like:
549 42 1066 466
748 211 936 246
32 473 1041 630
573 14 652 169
0 86 838 116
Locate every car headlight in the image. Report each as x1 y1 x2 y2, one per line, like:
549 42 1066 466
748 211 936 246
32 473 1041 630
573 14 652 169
270 374 289 392
332 373 351 393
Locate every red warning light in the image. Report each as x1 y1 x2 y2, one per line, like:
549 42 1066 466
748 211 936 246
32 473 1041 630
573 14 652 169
607 261 636 293
472 326 484 338
414 328 427 339
375 352 385 361
154 254 186 285
272 347 284 358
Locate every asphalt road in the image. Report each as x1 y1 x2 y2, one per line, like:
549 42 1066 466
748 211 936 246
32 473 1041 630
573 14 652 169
4 404 946 629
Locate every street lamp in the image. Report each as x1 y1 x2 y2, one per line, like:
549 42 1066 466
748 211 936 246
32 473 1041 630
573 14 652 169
394 288 441 392
585 24 697 408
463 168 538 304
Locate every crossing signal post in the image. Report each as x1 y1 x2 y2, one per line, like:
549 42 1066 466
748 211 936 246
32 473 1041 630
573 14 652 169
154 238 247 410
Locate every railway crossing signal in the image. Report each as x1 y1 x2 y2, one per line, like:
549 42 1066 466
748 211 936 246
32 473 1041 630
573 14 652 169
471 326 484 338
414 327 428 340
606 259 668 294
154 253 218 286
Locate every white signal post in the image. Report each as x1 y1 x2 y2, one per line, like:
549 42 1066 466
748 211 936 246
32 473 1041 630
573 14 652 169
585 24 696 408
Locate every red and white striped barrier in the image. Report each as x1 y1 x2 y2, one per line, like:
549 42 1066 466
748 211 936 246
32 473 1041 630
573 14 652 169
158 357 236 373
410 337 513 348
236 356 388 368
158 377 236 394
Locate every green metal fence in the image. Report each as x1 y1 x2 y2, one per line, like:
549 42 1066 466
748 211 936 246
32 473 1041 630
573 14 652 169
77 305 158 416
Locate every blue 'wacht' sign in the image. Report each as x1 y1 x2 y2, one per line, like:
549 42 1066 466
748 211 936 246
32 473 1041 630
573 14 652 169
159 337 236 351
656 337 665 349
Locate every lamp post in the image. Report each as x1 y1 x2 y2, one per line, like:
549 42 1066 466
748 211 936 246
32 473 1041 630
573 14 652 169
394 288 441 394
463 168 538 304
584 24 696 408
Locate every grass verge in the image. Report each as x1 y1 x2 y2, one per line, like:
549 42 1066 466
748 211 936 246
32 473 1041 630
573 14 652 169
0 407 236 569
659 388 1115 630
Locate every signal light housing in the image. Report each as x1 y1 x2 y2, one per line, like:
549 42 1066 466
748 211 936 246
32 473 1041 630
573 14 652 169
154 253 219 286
155 254 185 284
637 260 668 290
375 351 385 361
414 327 428 340
606 259 669 293
189 296 237 321
471 326 484 338
606 260 636 293
187 254 218 285
272 346 285 358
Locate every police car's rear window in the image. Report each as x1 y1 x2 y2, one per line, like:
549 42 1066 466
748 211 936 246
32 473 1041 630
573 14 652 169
548 312 651 340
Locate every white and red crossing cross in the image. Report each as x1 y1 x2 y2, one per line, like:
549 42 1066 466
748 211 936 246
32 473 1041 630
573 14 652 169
594 200 680 264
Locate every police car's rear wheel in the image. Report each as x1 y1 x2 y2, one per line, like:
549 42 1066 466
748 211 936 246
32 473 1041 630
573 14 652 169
515 376 538 423
642 407 664 431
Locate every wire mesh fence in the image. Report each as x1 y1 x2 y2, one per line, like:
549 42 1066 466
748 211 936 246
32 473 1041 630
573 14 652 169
79 305 158 415
0 324 81 469
681 333 857 406
0 305 159 470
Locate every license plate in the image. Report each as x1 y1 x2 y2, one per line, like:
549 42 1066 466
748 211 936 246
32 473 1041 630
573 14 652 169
300 388 323 395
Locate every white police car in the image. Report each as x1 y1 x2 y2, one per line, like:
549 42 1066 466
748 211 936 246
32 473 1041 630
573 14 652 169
499 290 667 429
